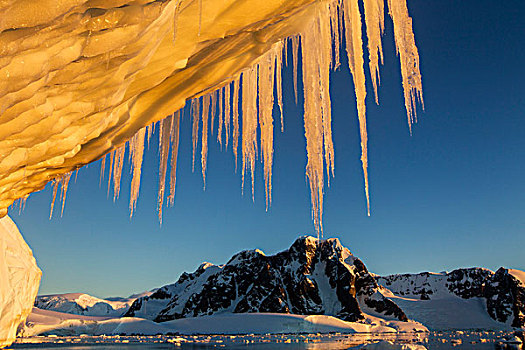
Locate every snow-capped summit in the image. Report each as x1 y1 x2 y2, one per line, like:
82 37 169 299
125 236 407 323
35 291 153 317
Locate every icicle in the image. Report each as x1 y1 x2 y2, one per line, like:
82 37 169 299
157 116 173 223
146 122 155 148
20 196 28 214
241 68 258 199
217 88 224 147
292 36 300 104
319 3 335 181
48 172 73 219
276 41 285 132
168 111 181 206
344 0 371 216
232 77 240 170
16 198 22 215
387 0 424 130
201 94 210 188
284 38 289 66
191 98 200 172
258 51 276 210
99 156 106 186
112 145 126 201
364 0 385 103
210 90 216 136
330 1 341 70
301 5 334 236
224 83 231 149
129 128 146 217
60 172 72 217
107 151 114 197
49 178 59 220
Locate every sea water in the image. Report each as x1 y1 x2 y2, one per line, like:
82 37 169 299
9 331 523 349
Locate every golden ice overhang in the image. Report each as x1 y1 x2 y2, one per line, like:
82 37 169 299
0 0 423 233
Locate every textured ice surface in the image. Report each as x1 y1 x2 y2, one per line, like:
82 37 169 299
0 216 41 348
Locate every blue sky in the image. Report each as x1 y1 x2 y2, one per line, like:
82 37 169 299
12 0 525 298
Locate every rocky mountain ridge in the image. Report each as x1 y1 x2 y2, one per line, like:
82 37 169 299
378 267 525 328
125 236 407 323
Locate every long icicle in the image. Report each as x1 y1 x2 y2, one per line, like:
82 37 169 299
329 1 342 70
99 155 106 186
241 67 258 200
224 83 231 149
275 41 285 132
387 0 424 131
344 0 371 216
112 145 126 201
158 116 173 223
363 0 385 104
129 128 146 217
60 172 72 217
302 10 326 236
49 178 59 220
292 36 300 104
258 50 276 210
217 88 224 147
210 90 216 135
168 111 181 206
107 151 115 197
201 94 210 188
191 98 200 171
319 2 335 181
232 76 240 171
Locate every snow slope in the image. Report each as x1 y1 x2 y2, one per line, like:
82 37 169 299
380 290 509 330
22 308 426 336
162 313 427 335
377 268 525 330
22 308 170 336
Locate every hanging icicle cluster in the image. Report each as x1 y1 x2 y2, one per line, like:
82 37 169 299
46 0 423 235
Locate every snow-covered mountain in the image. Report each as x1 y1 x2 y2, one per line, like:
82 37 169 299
35 292 153 317
377 268 525 329
125 236 408 323
34 237 525 331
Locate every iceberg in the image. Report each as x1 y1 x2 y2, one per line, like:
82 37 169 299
0 216 41 348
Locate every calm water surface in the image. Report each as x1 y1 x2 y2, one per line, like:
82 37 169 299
9 332 524 349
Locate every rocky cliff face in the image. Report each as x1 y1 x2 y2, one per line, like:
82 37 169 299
125 236 407 323
377 267 525 328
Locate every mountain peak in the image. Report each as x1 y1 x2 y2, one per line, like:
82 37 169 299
125 236 407 323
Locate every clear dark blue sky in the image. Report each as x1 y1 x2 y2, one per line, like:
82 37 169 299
12 0 525 298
